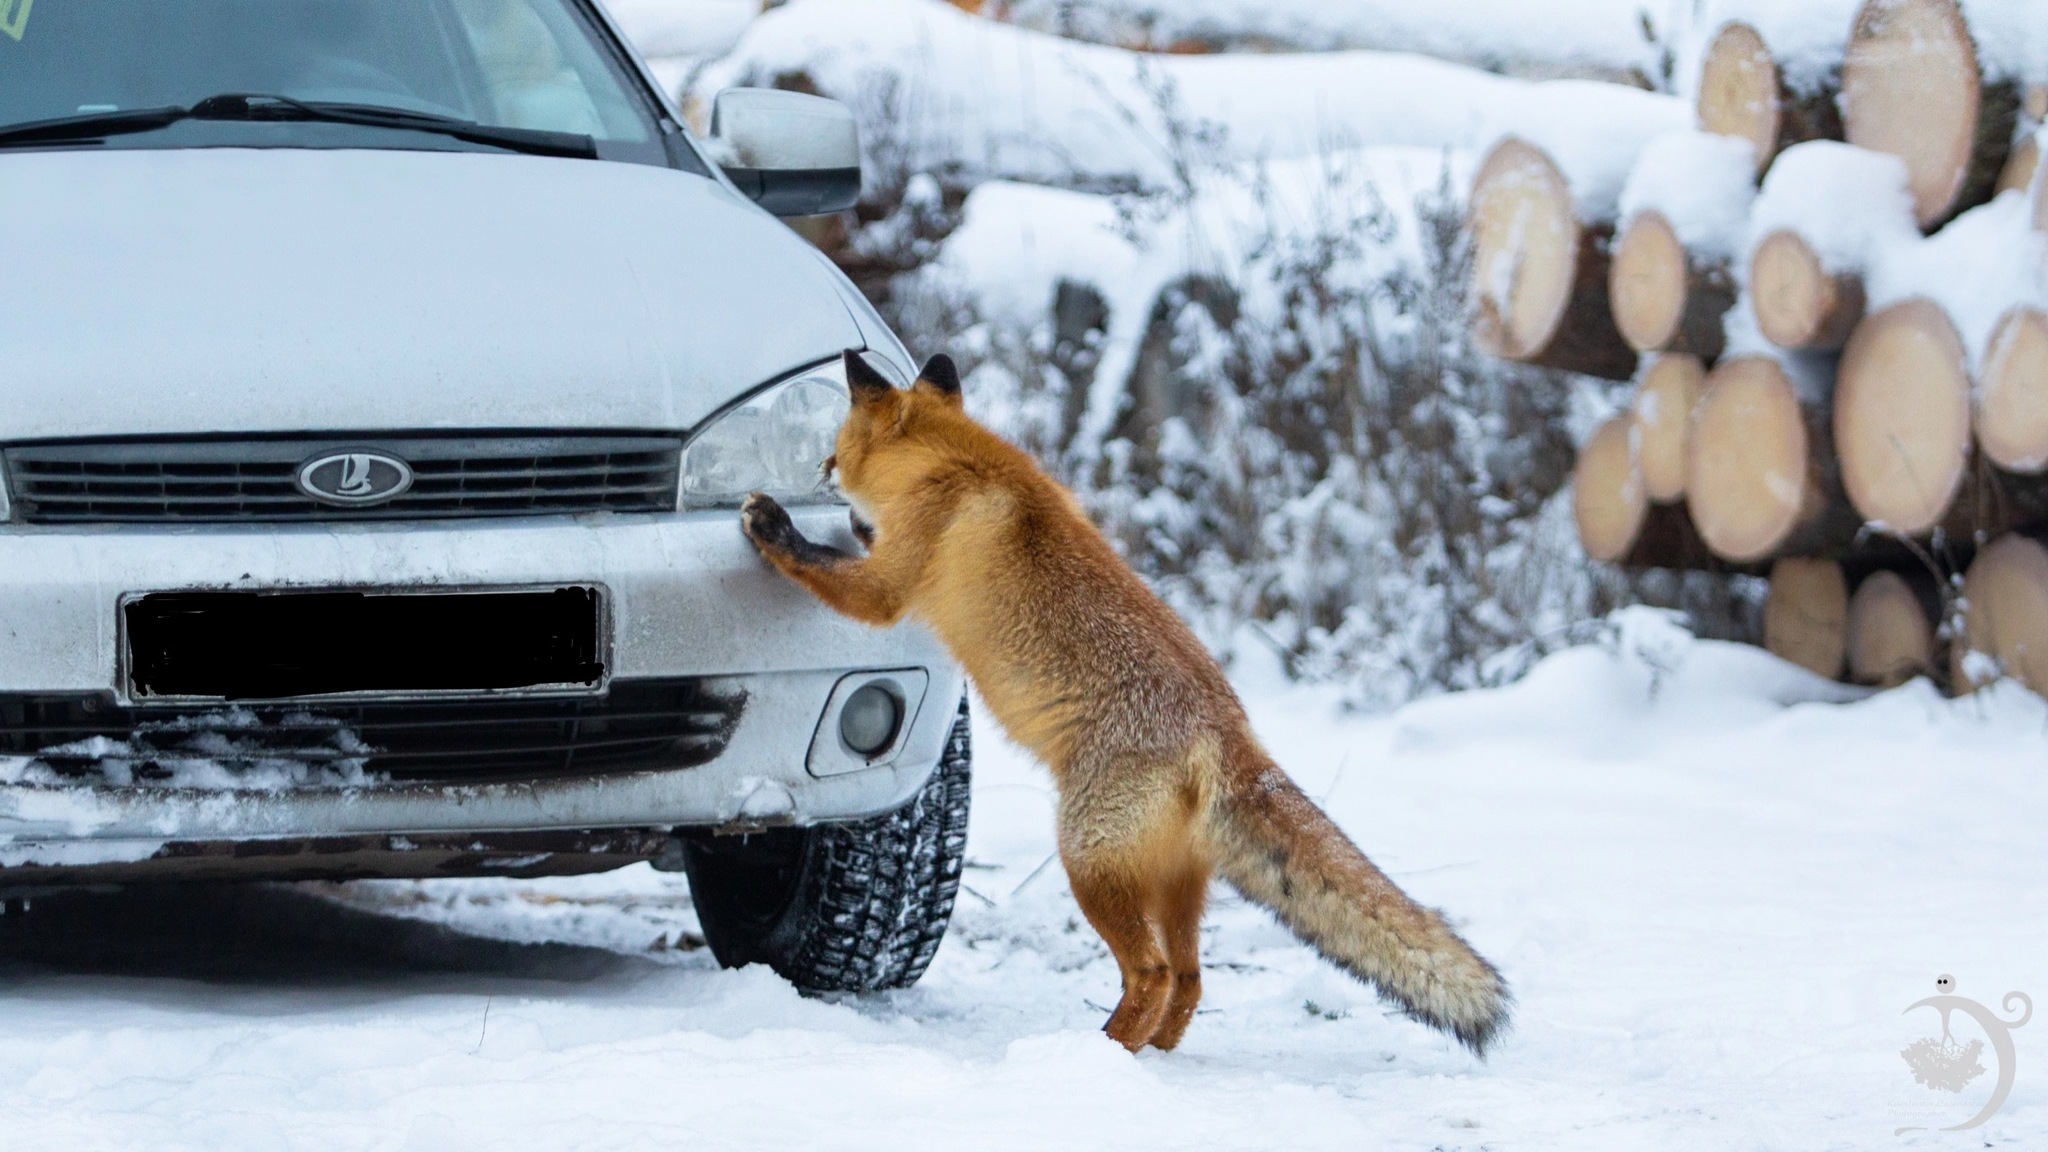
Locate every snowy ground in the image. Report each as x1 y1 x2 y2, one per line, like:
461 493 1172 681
0 619 2043 1150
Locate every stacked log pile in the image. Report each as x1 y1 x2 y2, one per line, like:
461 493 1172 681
1487 0 2048 696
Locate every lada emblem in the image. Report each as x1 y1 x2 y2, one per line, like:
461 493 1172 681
296 451 414 506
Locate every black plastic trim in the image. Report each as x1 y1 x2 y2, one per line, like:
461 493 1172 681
720 166 863 217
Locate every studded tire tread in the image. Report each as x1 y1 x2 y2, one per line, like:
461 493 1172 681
684 696 972 992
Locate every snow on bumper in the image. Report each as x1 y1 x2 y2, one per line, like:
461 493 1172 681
0 508 962 848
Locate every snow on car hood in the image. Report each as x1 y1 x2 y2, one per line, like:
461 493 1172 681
0 148 866 439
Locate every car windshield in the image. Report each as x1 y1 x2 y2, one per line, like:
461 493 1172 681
0 0 667 161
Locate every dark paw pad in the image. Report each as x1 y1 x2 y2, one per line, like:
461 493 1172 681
740 493 799 551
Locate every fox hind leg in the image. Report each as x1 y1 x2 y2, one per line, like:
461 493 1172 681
1146 857 1209 1050
1065 862 1172 1051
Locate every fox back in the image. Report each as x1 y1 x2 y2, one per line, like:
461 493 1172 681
830 359 1233 779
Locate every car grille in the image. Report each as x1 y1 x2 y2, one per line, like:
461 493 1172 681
0 679 746 786
3 435 683 523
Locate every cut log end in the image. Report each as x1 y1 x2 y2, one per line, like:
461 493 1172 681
1696 22 1779 176
1996 133 2039 198
1696 21 1841 175
1573 414 1648 563
1685 357 1812 562
1835 298 1972 535
1469 139 1576 360
2035 152 2048 232
1609 211 1732 357
1764 557 1848 679
1957 533 2048 694
1978 306 2048 474
1611 212 1688 352
1846 569 1935 686
1468 137 1636 380
1632 353 1704 503
1841 0 2016 229
1750 229 1866 350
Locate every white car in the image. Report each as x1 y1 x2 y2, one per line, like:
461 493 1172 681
0 0 970 992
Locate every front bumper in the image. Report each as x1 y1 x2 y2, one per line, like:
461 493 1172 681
0 507 962 863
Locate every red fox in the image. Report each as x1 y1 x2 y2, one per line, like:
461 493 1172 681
741 350 1510 1054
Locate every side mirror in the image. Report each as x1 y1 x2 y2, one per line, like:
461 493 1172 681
708 88 862 217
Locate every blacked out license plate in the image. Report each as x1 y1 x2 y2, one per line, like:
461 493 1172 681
123 587 605 700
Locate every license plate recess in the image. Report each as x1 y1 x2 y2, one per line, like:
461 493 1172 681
124 587 605 700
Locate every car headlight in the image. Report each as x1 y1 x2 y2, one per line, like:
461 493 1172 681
681 358 853 510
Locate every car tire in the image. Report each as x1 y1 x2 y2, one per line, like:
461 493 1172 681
682 695 971 992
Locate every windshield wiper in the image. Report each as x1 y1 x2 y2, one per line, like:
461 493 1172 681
0 104 189 147
194 94 600 159
0 93 597 159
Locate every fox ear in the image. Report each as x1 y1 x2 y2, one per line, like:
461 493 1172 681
843 350 896 406
915 354 962 406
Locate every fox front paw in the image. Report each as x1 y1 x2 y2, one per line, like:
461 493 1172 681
740 492 801 554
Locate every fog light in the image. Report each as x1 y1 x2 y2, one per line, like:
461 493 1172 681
839 683 902 757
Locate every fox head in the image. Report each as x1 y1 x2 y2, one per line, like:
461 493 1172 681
830 349 963 507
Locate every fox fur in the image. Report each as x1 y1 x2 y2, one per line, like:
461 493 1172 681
740 350 1511 1054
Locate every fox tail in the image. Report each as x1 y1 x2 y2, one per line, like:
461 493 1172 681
1206 735 1511 1056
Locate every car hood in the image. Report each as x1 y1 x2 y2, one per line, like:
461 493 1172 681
0 148 866 440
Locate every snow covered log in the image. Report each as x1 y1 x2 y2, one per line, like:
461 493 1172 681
1978 306 2048 473
1833 184 2048 537
1694 21 1844 177
1744 142 1917 351
1833 299 1974 536
989 0 1663 83
1608 132 1753 358
1468 138 1635 380
1763 556 1848 678
1750 231 1867 350
693 0 1685 196
1955 532 2048 693
1633 353 1705 502
1839 0 2023 230
1571 414 1645 564
1845 568 1937 686
1686 355 1860 563
1609 212 1736 357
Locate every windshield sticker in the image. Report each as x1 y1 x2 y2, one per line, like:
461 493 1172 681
0 0 30 42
